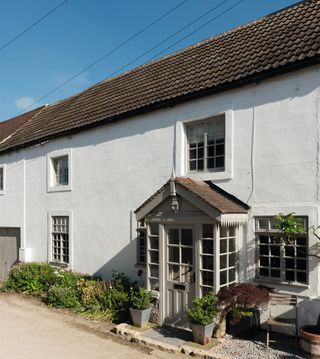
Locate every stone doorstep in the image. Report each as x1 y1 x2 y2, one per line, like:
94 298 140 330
113 324 227 359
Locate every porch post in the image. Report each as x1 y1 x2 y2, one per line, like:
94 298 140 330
159 223 165 325
214 224 220 293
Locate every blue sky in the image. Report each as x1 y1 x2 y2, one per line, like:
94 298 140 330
0 0 299 121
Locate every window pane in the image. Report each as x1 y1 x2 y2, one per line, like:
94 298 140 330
189 160 196 171
270 269 280 278
285 246 295 257
285 271 295 281
297 272 307 283
189 149 196 159
229 237 236 252
260 268 269 277
149 237 158 249
270 257 280 268
296 237 307 246
168 264 179 281
169 247 179 263
260 257 269 267
202 255 213 270
270 245 280 256
229 268 236 282
202 224 213 238
182 248 193 264
220 254 227 269
150 251 159 264
220 239 228 254
207 146 215 157
258 219 269 230
202 271 213 286
149 223 159 236
168 229 179 244
197 148 204 159
207 158 215 169
229 253 236 267
197 159 204 170
297 259 307 270
216 156 224 168
259 235 269 244
188 127 197 147
150 265 159 278
285 258 295 269
220 270 227 285
259 245 269 255
202 239 213 254
181 229 192 246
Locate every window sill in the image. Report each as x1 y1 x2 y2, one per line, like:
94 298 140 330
254 278 309 289
0 191 4 196
186 170 232 181
47 184 71 193
49 261 69 270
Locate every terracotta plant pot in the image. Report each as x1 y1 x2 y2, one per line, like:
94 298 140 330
190 322 215 345
129 307 151 328
300 325 320 358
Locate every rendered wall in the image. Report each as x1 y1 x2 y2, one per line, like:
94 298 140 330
0 66 319 310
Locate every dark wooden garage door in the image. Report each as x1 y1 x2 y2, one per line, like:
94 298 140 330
0 228 20 280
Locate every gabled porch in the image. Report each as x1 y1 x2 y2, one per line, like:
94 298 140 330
135 177 249 326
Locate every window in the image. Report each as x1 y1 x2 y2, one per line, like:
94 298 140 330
147 223 159 291
136 221 146 264
187 116 225 172
52 156 68 186
52 216 69 264
256 217 308 284
200 224 237 295
0 167 4 192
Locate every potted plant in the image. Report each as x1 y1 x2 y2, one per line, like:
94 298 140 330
187 292 219 345
217 283 270 338
129 287 152 328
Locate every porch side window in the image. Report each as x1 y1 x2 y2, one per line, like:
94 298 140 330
136 222 146 264
200 224 237 295
52 216 69 264
0 167 4 192
147 223 159 291
187 115 225 172
256 217 308 284
219 226 237 288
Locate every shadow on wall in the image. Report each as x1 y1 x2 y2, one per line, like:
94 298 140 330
92 236 146 287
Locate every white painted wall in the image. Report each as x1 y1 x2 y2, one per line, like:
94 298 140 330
0 66 319 321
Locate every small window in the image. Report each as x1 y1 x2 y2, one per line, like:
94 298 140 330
52 216 69 264
0 167 4 192
187 116 225 172
137 227 146 264
52 156 68 186
256 217 308 284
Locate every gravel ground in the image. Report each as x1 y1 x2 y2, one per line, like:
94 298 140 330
215 334 304 359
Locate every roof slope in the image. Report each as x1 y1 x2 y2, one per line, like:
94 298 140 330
1 0 320 153
135 177 249 215
0 106 45 143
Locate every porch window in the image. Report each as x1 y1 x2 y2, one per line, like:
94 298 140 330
136 224 146 264
147 223 159 291
187 116 225 172
200 224 237 295
219 226 237 288
256 217 308 284
52 216 69 264
0 167 3 192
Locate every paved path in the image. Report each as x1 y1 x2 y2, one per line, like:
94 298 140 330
0 293 176 359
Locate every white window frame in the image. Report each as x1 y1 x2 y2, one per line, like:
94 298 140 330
175 106 233 181
47 149 72 192
0 165 5 195
255 216 308 285
47 210 73 269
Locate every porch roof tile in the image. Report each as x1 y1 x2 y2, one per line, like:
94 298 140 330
135 177 249 215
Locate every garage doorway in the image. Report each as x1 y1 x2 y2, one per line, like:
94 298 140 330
0 228 20 280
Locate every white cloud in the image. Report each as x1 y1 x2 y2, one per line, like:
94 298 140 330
15 96 36 110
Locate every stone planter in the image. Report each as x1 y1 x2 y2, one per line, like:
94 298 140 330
129 307 151 328
300 325 320 358
190 322 215 345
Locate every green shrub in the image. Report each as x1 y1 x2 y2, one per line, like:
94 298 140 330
100 288 130 322
44 271 83 308
5 263 56 295
130 287 151 310
187 292 219 326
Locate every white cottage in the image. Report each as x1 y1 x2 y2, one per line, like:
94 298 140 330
0 0 319 326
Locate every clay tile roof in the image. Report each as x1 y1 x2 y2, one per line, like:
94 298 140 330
135 177 249 214
0 106 45 143
176 177 249 214
1 0 320 154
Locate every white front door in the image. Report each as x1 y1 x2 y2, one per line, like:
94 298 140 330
164 226 195 327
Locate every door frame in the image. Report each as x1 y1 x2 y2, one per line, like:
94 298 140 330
158 223 204 325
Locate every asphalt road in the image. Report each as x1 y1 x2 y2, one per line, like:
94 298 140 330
0 293 164 359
